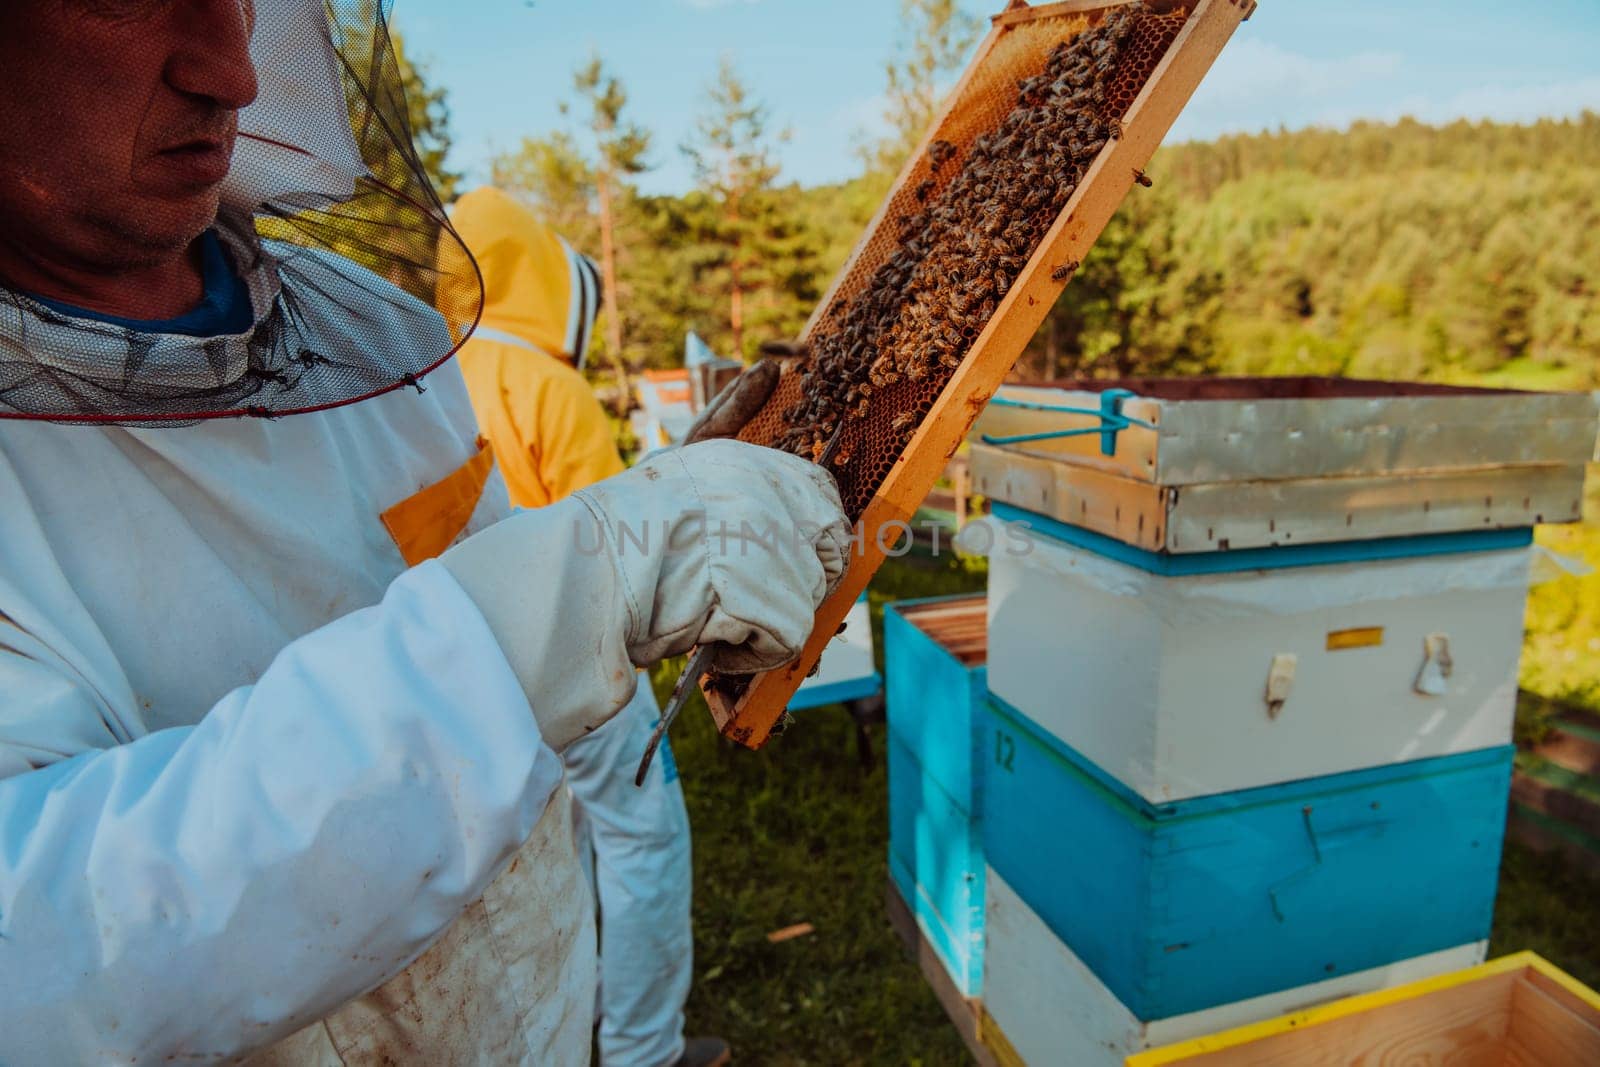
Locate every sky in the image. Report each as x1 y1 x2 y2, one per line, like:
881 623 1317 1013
394 0 1600 196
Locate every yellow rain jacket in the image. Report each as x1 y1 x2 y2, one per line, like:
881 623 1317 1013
450 187 621 508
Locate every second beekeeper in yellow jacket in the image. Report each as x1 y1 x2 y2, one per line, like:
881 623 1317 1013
449 186 727 1067
450 186 622 507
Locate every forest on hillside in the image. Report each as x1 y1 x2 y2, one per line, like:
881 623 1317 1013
498 88 1600 395
1041 115 1600 387
536 107 1600 388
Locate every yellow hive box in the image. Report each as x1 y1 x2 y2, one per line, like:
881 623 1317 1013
1125 952 1600 1067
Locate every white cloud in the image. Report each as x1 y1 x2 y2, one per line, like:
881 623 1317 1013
1168 38 1600 142
778 76 975 188
835 92 894 146
815 72 965 158
1169 40 1402 140
1201 40 1404 104
757 93 880 190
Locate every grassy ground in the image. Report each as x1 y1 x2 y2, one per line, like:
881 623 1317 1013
661 552 1600 1064
1490 839 1600 987
662 697 971 1066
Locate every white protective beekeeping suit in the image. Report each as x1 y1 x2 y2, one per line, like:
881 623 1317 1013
565 691 695 1067
0 0 603 1056
0 227 597 1064
0 2 850 1064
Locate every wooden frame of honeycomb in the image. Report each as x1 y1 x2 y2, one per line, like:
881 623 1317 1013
707 0 1258 748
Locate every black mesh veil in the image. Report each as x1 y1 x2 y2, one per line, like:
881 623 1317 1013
0 0 484 425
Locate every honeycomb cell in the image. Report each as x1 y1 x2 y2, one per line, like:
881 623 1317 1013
736 2 1190 521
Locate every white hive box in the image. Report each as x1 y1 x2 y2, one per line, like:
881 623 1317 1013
978 871 1487 1067
985 518 1532 802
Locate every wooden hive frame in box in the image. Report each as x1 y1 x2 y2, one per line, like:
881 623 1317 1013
901 598 990 668
1124 951 1600 1067
706 0 1258 747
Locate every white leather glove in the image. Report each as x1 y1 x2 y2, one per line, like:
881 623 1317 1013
442 439 851 750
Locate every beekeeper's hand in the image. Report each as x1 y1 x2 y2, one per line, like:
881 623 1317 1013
442 439 851 750
684 339 814 445
683 358 781 444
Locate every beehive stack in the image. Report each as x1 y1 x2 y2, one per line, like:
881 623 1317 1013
964 387 1593 1062
709 0 1256 747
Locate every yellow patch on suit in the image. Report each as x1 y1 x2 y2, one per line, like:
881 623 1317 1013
380 437 497 566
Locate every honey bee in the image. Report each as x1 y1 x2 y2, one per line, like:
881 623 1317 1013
1133 168 1154 188
892 412 917 433
1052 260 1081 282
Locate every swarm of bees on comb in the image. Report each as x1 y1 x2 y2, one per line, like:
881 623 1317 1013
764 1 1187 520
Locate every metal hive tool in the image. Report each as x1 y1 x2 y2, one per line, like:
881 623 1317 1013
707 0 1258 748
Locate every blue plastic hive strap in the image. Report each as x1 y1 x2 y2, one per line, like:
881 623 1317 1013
980 388 1154 456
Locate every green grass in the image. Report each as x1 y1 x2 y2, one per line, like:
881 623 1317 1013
664 554 1600 1063
654 683 971 1065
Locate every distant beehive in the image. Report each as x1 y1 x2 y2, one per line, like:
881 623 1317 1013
706 0 1257 747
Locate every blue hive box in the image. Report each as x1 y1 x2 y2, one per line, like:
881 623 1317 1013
885 595 989 997
983 695 1514 1020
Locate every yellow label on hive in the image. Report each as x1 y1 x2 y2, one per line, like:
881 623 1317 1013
1327 627 1385 651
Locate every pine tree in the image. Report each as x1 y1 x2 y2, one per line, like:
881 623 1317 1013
681 58 820 361
390 29 459 202
490 132 600 252
862 0 981 182
571 55 652 405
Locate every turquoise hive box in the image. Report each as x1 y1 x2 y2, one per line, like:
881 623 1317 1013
982 695 1514 1021
885 595 989 997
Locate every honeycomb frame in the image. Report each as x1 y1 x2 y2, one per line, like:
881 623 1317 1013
708 0 1259 748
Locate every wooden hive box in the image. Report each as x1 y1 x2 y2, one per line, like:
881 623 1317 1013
1124 952 1600 1067
968 377 1596 555
702 0 1258 748
885 595 991 997
887 596 990 801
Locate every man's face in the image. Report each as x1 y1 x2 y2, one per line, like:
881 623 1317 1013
0 1 259 274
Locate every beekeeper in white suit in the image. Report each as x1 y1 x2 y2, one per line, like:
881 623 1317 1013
0 1 849 1065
